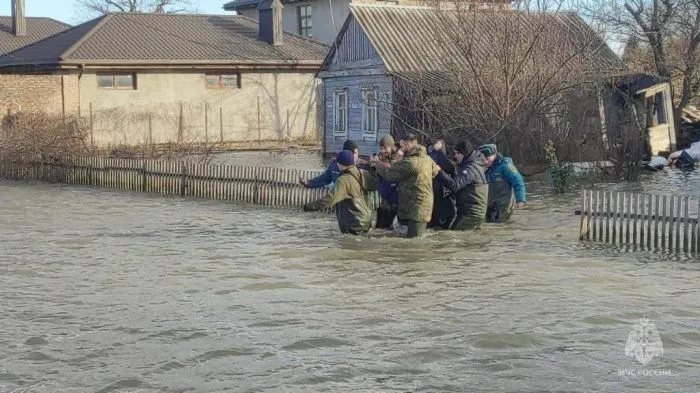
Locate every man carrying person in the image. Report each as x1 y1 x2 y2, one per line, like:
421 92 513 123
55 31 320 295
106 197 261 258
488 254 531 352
371 134 440 238
477 144 527 223
436 140 489 230
302 150 379 235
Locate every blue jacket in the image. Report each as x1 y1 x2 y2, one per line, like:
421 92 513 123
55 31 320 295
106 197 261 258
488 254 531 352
485 155 527 203
307 159 342 189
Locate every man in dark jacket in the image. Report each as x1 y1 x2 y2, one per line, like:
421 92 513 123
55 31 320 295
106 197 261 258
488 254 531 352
374 135 400 229
477 144 527 223
303 150 379 235
373 134 440 238
427 139 456 229
300 140 359 190
437 140 489 230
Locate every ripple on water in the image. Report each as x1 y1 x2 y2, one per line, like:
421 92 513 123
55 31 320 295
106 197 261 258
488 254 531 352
281 338 353 351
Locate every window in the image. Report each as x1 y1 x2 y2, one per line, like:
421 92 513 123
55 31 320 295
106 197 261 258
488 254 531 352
362 87 378 140
297 5 312 37
333 89 348 137
97 73 136 89
205 73 241 89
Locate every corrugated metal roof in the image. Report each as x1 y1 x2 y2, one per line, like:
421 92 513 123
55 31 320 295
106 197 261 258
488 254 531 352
0 16 70 56
0 13 328 68
347 5 622 77
223 0 304 11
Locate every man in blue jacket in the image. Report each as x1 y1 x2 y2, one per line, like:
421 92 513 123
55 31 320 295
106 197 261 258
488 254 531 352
477 144 527 223
300 140 359 190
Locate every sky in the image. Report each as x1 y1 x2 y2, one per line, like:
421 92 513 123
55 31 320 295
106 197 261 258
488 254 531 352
0 0 227 25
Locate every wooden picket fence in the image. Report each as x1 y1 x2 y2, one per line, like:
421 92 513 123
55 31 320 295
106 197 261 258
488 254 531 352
576 190 700 254
0 156 381 211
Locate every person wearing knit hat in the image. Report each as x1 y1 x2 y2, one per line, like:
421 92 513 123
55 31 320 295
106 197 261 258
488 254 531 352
300 140 360 190
370 135 400 229
435 140 489 230
476 143 527 223
303 150 379 235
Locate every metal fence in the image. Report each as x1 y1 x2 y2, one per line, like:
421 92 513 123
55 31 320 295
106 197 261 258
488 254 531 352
0 156 381 211
577 190 700 254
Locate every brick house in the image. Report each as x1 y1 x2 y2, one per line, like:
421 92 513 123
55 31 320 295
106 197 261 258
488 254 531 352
0 0 70 113
0 0 329 147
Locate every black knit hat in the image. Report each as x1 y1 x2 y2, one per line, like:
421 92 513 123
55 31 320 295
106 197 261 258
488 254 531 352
343 140 359 152
454 140 474 156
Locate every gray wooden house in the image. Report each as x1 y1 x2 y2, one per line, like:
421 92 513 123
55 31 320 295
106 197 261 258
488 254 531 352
317 4 675 159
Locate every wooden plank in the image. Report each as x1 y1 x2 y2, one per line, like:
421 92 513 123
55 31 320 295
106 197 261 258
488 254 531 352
625 193 631 245
592 191 598 241
675 196 682 252
654 195 660 249
646 194 652 249
612 191 619 244
668 196 675 251
695 198 700 254
604 191 610 243
639 194 646 250
633 193 639 247
683 196 690 253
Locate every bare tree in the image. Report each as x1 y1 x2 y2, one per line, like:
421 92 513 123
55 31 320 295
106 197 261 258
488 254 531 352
580 0 700 118
388 0 619 167
76 0 198 16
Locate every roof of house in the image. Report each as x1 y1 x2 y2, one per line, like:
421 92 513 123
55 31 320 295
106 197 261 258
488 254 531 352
223 0 301 11
0 13 329 69
323 5 623 83
0 16 71 56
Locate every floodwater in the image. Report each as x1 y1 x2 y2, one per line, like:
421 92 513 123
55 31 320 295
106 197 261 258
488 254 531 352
1 157 700 392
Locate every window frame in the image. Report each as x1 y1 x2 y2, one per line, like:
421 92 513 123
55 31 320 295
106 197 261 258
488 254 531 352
333 89 348 138
205 73 242 89
96 73 137 90
297 5 312 37
361 87 379 141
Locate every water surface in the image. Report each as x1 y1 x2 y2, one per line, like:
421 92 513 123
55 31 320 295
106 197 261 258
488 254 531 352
1 166 699 392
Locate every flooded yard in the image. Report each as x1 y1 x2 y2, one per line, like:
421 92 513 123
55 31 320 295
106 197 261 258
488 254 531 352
0 157 699 392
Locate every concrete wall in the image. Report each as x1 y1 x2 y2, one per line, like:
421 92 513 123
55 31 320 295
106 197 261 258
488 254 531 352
323 73 392 155
239 0 351 44
0 73 79 115
79 69 321 147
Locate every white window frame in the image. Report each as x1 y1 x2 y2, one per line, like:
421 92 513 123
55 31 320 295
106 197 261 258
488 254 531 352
333 89 348 137
361 87 378 141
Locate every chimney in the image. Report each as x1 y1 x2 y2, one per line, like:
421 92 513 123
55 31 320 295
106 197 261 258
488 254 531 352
11 0 26 37
258 0 283 46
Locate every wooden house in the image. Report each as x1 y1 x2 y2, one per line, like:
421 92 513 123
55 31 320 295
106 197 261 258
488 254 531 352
318 4 676 160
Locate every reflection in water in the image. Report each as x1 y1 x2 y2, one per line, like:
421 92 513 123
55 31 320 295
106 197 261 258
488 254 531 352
1 161 699 392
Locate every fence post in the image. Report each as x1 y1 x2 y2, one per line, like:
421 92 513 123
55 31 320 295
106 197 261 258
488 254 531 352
204 102 209 146
178 102 184 144
257 96 261 144
180 161 187 197
219 106 225 144
579 190 588 240
89 103 94 149
141 160 147 192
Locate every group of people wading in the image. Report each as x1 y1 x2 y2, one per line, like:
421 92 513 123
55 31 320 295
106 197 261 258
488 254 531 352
299 134 527 238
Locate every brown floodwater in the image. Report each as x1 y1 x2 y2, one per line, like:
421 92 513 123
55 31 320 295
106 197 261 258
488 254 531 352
0 153 699 392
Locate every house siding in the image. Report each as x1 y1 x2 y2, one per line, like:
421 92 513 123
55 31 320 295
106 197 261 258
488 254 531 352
330 17 380 64
78 69 320 147
238 0 351 44
323 73 392 155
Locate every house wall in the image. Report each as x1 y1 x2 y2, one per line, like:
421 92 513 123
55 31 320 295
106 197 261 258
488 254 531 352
238 0 351 44
320 12 393 155
323 73 392 155
0 73 79 116
78 69 321 147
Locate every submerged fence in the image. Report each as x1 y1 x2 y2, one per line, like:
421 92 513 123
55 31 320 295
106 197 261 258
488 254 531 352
577 190 700 254
0 156 380 211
